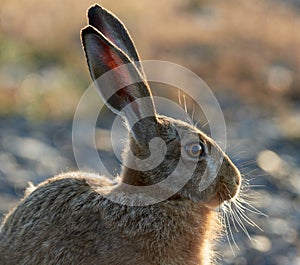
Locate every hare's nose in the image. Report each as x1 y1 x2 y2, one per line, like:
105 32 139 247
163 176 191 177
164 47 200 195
224 157 241 187
235 173 241 186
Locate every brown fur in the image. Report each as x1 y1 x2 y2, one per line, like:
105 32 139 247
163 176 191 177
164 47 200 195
0 4 241 264
0 120 239 264
0 172 222 265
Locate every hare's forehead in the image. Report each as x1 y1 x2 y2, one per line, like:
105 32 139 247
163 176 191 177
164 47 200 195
158 115 207 140
159 115 194 129
171 122 204 140
176 126 212 146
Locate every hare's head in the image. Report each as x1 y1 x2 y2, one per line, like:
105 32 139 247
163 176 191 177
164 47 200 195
81 5 241 207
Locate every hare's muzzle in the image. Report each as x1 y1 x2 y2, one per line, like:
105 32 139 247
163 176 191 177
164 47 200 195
217 156 241 202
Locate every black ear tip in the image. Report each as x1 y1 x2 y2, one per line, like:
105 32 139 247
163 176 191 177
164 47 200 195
89 3 103 11
88 4 104 19
81 25 95 35
80 25 100 41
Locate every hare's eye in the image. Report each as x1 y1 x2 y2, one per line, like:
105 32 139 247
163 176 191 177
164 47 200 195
184 143 204 158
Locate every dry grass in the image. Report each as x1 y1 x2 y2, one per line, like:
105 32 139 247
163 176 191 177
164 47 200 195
0 0 299 119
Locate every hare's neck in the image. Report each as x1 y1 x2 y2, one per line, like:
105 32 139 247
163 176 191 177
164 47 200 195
121 167 153 186
150 203 219 265
104 199 219 265
120 138 171 186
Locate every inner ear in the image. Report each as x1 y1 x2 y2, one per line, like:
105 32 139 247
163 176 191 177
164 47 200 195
87 4 145 77
81 26 158 146
81 26 153 113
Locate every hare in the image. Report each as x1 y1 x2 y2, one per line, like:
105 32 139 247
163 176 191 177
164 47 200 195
0 4 241 265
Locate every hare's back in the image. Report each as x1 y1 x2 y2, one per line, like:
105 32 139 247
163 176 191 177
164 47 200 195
0 172 129 264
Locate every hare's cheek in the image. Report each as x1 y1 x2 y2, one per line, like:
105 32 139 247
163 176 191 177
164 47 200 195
206 196 222 208
203 183 223 208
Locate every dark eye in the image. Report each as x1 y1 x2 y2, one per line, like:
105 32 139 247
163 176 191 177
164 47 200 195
184 142 205 158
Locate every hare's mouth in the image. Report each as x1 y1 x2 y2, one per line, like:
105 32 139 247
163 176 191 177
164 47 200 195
206 175 241 208
219 182 240 203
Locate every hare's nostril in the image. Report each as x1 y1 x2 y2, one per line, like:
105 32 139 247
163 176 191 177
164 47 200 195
235 176 241 186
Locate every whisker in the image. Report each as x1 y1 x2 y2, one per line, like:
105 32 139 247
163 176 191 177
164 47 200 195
231 205 253 241
178 90 182 106
177 90 194 126
194 120 200 128
233 202 263 231
236 197 267 218
227 202 240 233
225 208 239 252
182 94 187 114
237 161 257 167
242 184 266 188
201 121 209 129
222 209 235 255
191 103 195 124
239 199 268 218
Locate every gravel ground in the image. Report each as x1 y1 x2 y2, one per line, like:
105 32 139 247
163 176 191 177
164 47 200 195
0 92 299 265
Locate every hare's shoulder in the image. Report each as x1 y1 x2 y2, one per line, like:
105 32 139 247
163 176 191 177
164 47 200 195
38 171 116 191
1 172 115 231
20 172 117 214
26 171 116 196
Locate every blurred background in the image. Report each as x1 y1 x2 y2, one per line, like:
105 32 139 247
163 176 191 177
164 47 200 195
0 0 300 264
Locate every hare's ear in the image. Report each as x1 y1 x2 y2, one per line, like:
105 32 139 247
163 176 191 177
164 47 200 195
81 26 158 146
87 4 144 77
